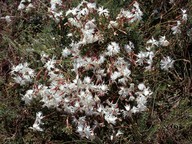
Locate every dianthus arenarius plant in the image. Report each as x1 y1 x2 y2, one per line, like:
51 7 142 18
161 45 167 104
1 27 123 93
11 0 184 140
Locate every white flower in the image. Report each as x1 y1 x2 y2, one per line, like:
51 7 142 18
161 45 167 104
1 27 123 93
12 63 24 73
18 3 25 10
99 84 108 91
97 55 105 64
77 19 102 45
111 71 121 81
104 114 117 125
26 3 34 12
147 37 159 46
85 19 96 30
66 7 80 16
136 51 148 65
115 57 128 67
67 33 73 37
137 83 152 97
160 56 175 70
171 21 181 35
5 16 11 23
49 10 63 23
77 124 83 135
106 42 120 56
116 2 143 23
97 6 109 17
18 0 34 11
83 76 91 84
138 83 145 91
50 0 62 11
95 69 106 81
68 18 82 28
132 1 143 21
44 57 56 71
97 104 104 113
80 27 99 45
143 87 152 96
84 125 95 139
75 116 95 139
108 21 118 29
22 89 34 104
30 112 44 131
11 62 35 85
124 104 130 111
74 101 80 108
146 46 152 51
145 58 153 70
116 130 123 137
122 67 131 77
79 8 89 16
131 106 139 113
129 96 135 101
76 124 95 139
181 9 187 21
62 48 71 57
40 51 49 63
124 41 134 53
159 36 169 47
133 2 141 12
117 9 133 20
118 77 128 85
87 2 96 9
136 95 147 111
119 87 128 97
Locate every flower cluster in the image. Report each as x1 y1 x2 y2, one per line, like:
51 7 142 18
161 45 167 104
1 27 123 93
171 9 187 35
10 0 181 140
48 0 63 22
116 1 143 23
18 0 34 11
29 112 44 132
136 36 171 70
11 62 35 86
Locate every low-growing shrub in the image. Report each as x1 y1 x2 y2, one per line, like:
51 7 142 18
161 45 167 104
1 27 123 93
0 0 191 143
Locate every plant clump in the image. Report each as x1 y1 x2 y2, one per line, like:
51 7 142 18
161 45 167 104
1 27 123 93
1 0 191 143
